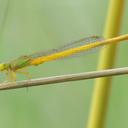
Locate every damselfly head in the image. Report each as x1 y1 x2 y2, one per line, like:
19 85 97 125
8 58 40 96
0 64 6 71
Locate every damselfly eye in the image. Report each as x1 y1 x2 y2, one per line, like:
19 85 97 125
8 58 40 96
0 64 5 71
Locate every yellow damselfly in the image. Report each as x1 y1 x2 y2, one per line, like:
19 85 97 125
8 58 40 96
0 34 128 81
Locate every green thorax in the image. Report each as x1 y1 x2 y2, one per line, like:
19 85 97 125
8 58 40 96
6 56 32 71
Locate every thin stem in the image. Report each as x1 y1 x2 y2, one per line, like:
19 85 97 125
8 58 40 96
0 67 128 90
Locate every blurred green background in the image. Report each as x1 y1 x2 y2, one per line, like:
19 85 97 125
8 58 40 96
0 0 128 128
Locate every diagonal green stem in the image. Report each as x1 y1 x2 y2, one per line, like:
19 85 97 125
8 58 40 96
87 0 125 128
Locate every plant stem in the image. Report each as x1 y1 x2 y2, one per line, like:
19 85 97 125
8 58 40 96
0 67 128 90
87 0 125 128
